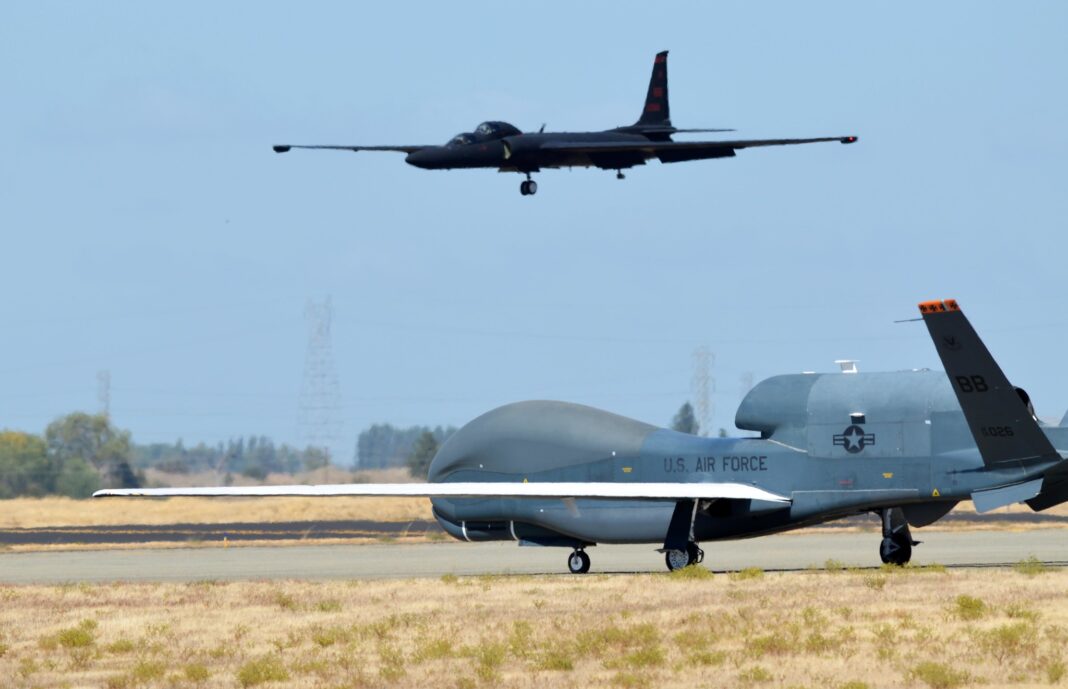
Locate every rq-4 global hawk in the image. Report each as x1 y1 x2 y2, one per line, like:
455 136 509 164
272 51 857 195
97 301 1068 574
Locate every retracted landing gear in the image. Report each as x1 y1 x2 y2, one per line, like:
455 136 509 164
879 507 919 566
519 173 538 196
567 548 591 574
665 542 704 571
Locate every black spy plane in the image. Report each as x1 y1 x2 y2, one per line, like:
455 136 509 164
96 301 1068 575
272 51 858 195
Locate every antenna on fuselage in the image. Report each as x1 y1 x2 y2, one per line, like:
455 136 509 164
538 123 546 133
835 360 859 374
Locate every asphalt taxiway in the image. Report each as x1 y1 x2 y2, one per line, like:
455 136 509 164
1 530 1065 584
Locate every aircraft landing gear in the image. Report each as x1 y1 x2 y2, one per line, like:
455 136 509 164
616 170 626 180
664 542 704 571
519 174 538 196
567 548 591 574
878 507 918 566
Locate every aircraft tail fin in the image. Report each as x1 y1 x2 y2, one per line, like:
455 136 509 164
918 299 1059 467
636 51 671 127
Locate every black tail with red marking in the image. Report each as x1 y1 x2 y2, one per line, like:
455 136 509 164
636 51 670 127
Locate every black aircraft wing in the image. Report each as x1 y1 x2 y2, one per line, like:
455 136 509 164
272 145 426 153
540 135 857 163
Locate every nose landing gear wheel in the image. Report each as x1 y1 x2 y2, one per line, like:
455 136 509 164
519 178 538 196
567 549 591 574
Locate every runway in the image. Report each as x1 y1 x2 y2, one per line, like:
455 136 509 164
2 529 1065 584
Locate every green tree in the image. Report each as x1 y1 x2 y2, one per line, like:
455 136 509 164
302 447 330 472
671 402 699 435
0 431 53 498
45 412 138 489
54 457 100 498
406 430 439 479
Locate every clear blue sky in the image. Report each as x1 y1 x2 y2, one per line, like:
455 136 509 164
3 2 1067 462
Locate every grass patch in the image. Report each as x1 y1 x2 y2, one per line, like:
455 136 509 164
823 559 846 573
687 649 727 666
184 663 210 683
315 598 342 612
440 573 459 584
271 591 299 611
131 659 166 683
739 665 773 683
729 567 765 581
105 637 135 654
863 574 887 590
310 625 349 647
536 644 576 671
412 636 452 662
1047 659 1066 684
1014 555 1049 576
909 661 970 688
976 622 1037 663
952 594 986 621
39 619 97 651
237 655 289 687
668 564 713 580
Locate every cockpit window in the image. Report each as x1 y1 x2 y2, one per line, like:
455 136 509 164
447 133 475 146
476 122 499 137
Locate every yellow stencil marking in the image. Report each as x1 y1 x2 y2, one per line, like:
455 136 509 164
932 488 941 497
882 472 893 479
622 467 633 474
523 478 528 483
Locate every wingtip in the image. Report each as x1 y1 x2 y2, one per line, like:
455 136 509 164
272 145 291 153
840 136 858 144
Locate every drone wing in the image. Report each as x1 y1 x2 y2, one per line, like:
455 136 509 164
94 481 790 503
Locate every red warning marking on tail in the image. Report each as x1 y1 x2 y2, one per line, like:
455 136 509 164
645 103 661 112
652 87 663 98
655 54 666 64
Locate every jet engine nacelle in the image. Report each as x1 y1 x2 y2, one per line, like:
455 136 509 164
500 136 540 165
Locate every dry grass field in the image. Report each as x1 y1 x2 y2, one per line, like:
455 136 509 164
0 495 433 529
1 564 1065 689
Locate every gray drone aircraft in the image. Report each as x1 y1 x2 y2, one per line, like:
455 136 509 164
272 51 858 195
97 300 1068 574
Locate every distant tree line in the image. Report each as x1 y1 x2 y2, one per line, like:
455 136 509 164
0 413 331 498
133 436 329 480
355 424 455 472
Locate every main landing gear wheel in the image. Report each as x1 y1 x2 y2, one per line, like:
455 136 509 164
879 535 912 566
664 542 704 571
519 178 538 196
616 170 626 180
878 507 918 566
567 549 591 574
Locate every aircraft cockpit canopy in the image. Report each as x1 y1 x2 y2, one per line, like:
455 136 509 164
474 121 521 139
446 122 523 146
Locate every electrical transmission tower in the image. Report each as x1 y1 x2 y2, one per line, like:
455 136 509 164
691 345 714 437
97 370 111 418
739 371 754 399
298 297 344 463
